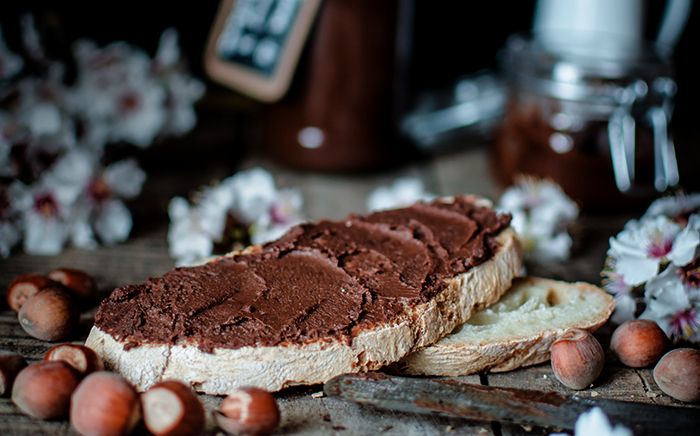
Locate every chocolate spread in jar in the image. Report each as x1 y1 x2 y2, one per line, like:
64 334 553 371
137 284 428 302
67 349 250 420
94 197 511 352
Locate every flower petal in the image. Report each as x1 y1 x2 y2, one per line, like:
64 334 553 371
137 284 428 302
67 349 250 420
573 407 633 436
94 199 132 246
612 252 660 286
611 294 636 325
103 158 147 199
23 212 67 255
668 215 700 266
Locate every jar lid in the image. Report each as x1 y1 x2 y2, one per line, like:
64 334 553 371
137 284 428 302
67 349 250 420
501 33 675 104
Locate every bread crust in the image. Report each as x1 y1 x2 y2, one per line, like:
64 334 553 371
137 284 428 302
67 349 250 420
399 276 615 376
86 226 521 394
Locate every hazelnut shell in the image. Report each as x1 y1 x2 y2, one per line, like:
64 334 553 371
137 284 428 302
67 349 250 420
7 273 61 312
611 319 668 368
0 350 29 396
48 268 98 302
70 371 141 436
18 288 80 342
44 344 104 377
11 360 81 420
653 348 700 402
550 328 605 390
216 387 280 436
141 380 205 436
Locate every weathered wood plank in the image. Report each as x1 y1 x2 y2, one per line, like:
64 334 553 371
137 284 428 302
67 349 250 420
324 373 700 435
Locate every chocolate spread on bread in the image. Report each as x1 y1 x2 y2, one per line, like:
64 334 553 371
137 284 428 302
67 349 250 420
94 197 511 352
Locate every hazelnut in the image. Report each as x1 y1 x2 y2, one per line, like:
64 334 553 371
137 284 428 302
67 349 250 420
6 273 61 312
70 371 141 436
215 387 280 436
653 348 700 403
48 268 98 302
11 360 81 419
18 287 80 341
141 380 205 436
44 344 104 377
610 319 669 368
0 350 28 396
550 328 605 390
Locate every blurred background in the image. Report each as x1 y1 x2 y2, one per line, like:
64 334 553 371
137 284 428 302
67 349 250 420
2 0 699 218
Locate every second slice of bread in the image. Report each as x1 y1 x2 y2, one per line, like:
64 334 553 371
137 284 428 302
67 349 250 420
399 277 614 376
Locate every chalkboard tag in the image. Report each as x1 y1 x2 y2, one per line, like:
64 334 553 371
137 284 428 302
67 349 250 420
204 0 322 102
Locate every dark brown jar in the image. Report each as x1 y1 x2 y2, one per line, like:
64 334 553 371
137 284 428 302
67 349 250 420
492 34 678 211
262 0 408 172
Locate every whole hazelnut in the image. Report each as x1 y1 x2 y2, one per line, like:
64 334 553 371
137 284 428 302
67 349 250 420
7 273 62 312
70 371 141 436
48 268 98 302
653 348 700 403
551 328 605 390
215 387 280 436
44 344 104 377
0 350 28 396
18 287 80 341
610 319 669 368
141 380 205 436
11 360 81 419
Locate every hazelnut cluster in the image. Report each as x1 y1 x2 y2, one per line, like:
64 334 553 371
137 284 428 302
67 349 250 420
7 268 98 342
1 344 281 436
550 320 700 403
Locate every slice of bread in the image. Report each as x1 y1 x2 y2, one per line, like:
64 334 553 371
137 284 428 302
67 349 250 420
85 196 522 394
399 277 614 376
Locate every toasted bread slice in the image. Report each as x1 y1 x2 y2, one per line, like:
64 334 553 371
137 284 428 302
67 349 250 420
399 277 614 376
85 197 522 393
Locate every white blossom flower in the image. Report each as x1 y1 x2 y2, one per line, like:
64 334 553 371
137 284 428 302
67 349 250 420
0 218 21 258
550 407 632 436
67 39 167 148
678 257 700 297
0 24 24 80
11 71 77 157
75 157 146 247
153 28 205 137
9 181 72 255
366 177 436 212
610 294 637 325
226 167 279 225
226 169 303 246
167 179 238 266
642 192 700 224
497 175 578 262
640 265 700 343
1 22 203 257
250 187 304 245
167 167 304 265
608 215 700 286
168 195 230 267
8 148 94 255
602 257 632 298
602 257 637 324
93 199 133 246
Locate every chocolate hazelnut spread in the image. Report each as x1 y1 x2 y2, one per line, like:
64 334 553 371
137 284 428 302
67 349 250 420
94 197 510 352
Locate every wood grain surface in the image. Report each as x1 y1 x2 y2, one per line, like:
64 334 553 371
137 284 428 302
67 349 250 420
1 147 697 435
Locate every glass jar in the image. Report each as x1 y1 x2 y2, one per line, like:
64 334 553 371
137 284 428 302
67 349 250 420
261 0 409 172
492 33 678 211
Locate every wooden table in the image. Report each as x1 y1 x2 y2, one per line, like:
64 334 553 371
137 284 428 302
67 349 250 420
1 145 698 435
